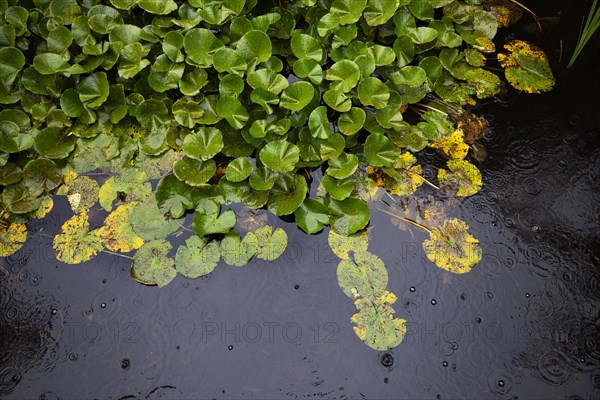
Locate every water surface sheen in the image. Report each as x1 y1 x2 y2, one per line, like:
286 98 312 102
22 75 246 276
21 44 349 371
2 3 600 399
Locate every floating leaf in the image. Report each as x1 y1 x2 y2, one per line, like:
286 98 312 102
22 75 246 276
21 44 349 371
57 174 99 213
358 77 390 109
183 127 224 161
251 225 288 261
268 173 308 216
259 140 300 173
280 81 315 111
98 169 152 211
132 240 176 287
193 207 236 237
131 197 181 240
338 108 366 136
438 159 482 196
226 157 253 182
175 235 221 279
497 40 555 94
291 33 324 61
327 152 359 179
34 127 76 159
174 157 216 186
294 198 330 234
325 60 360 92
53 211 102 264
96 202 145 253
337 251 387 298
352 291 406 350
422 218 482 273
364 133 400 167
429 129 469 159
236 30 272 66
328 196 370 236
0 222 27 257
328 229 368 260
220 231 259 267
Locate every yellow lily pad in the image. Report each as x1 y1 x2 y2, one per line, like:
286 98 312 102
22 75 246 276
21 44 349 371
53 211 103 264
0 222 27 257
96 202 145 253
57 174 99 213
422 218 482 274
429 129 469 160
498 40 555 94
438 159 482 196
328 229 368 260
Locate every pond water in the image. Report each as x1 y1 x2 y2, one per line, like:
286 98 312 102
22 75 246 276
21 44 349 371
2 2 600 399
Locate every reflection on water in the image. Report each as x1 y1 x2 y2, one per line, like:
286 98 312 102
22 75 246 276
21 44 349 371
2 8 600 400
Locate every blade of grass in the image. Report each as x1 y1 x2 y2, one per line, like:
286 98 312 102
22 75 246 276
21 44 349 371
569 0 600 68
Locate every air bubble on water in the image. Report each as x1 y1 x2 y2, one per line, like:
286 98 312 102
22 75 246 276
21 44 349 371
228 345 233 351
442 361 448 367
100 303 106 309
409 286 416 292
431 299 437 305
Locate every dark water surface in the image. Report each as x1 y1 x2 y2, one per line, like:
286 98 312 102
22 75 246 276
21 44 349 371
2 2 600 399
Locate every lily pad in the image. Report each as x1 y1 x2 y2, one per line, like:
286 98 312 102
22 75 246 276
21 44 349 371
53 211 103 264
96 202 145 253
337 251 387 298
259 140 300 173
183 127 224 161
130 197 181 240
220 231 259 267
327 196 370 236
422 218 482 273
0 222 27 257
56 174 100 213
438 159 482 196
131 240 177 287
175 235 221 279
294 198 330 234
251 225 288 261
328 229 369 260
497 40 555 94
174 157 216 186
352 291 406 350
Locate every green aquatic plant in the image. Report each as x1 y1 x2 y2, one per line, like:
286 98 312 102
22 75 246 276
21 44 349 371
0 0 555 351
568 0 600 68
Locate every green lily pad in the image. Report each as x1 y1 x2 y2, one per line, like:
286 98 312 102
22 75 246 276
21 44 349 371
0 120 33 153
358 77 390 109
183 127 224 161
220 231 259 267
280 81 315 111
267 173 308 216
193 207 236 236
352 291 406 350
132 240 177 287
174 157 216 186
327 196 370 236
337 250 388 298
294 198 330 234
259 139 300 173
364 133 401 167
325 60 360 92
338 108 366 135
34 127 77 159
291 32 324 61
226 157 253 182
175 235 221 279
131 197 181 241
327 152 359 179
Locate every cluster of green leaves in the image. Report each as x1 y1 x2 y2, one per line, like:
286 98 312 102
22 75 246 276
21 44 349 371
0 0 554 350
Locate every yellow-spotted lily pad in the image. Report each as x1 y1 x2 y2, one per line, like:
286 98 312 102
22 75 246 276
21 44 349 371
53 211 103 264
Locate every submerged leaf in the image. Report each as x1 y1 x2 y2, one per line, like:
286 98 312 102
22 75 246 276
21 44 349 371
53 211 103 264
0 222 27 257
422 218 482 273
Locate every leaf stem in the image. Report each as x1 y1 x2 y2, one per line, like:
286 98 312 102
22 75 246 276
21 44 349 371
101 249 134 260
375 207 432 233
508 0 543 33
